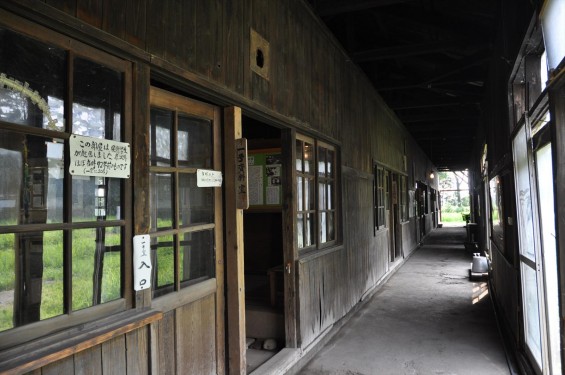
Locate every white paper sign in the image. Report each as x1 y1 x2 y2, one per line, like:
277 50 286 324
197 169 223 187
69 134 130 178
133 234 152 291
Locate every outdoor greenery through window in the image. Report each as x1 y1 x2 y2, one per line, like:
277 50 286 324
438 171 470 225
296 135 337 250
0 27 128 336
149 101 216 298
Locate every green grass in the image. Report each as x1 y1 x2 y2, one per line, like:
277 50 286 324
440 212 466 224
0 228 122 332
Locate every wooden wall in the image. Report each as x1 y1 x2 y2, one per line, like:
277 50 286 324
23 325 151 375
4 0 438 372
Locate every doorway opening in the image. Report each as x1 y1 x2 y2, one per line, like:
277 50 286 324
241 116 285 372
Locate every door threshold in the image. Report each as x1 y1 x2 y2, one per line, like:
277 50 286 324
249 348 301 375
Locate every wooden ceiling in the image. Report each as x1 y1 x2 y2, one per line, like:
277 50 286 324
306 0 498 171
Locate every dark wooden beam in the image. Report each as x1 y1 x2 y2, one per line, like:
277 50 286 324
400 111 479 123
377 80 480 92
316 0 417 17
389 100 479 110
353 40 463 62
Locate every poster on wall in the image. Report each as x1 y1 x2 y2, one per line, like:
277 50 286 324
247 149 282 208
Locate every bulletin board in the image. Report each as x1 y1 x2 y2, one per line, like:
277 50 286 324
247 148 282 208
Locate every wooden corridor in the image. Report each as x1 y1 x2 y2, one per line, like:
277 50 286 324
297 227 511 375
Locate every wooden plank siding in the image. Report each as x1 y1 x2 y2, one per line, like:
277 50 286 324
4 0 438 373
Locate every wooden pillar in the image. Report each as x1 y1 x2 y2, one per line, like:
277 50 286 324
281 128 298 347
224 107 246 374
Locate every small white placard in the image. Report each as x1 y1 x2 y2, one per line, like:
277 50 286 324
197 169 223 187
69 134 130 178
133 234 152 291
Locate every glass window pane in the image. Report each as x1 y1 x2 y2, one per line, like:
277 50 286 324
0 231 65 331
0 28 66 131
327 149 334 178
150 173 174 231
319 182 326 210
320 212 327 243
72 227 121 311
295 140 303 171
152 234 175 295
318 148 326 177
306 213 314 247
297 214 304 248
306 178 315 211
179 173 214 226
327 183 333 210
522 264 542 366
512 125 536 261
178 116 212 168
304 142 313 173
327 211 335 241
297 176 303 211
180 230 214 286
0 233 16 331
72 176 121 222
0 131 65 226
150 108 173 166
536 143 561 374
73 58 122 140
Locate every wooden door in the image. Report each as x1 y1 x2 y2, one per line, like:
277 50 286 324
149 87 224 375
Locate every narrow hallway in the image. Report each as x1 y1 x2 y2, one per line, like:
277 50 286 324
299 227 510 375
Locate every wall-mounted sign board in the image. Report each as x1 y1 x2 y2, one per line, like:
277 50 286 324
69 134 130 178
248 148 282 208
235 138 249 209
133 234 152 291
197 169 223 187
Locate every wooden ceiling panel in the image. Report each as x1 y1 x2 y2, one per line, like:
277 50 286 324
308 0 497 170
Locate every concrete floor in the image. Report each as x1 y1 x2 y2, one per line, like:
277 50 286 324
299 227 510 375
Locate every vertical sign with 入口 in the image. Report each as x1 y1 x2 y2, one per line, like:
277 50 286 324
133 234 152 291
235 138 249 209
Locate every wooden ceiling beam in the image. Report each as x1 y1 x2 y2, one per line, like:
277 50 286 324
401 112 479 123
315 0 417 17
353 40 463 62
389 100 479 110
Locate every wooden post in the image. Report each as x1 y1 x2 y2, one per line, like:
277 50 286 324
281 128 298 347
224 107 246 374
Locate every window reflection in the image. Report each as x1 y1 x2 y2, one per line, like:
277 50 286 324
150 173 174 231
0 28 66 131
72 227 122 310
180 230 214 287
0 27 126 335
179 173 214 227
150 108 173 166
152 234 175 297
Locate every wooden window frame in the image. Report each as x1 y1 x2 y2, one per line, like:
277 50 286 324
296 134 339 252
374 165 386 230
400 175 408 222
0 15 133 350
148 87 223 310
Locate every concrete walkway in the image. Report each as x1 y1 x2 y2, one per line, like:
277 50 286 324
299 227 510 375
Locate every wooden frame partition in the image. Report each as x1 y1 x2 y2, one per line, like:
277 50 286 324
282 128 299 347
224 107 246 374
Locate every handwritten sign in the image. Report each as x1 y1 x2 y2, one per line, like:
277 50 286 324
197 169 223 187
133 234 152 291
69 135 130 178
235 138 249 209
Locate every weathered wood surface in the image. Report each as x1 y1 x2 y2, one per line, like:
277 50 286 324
224 107 247 374
5 1 437 373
